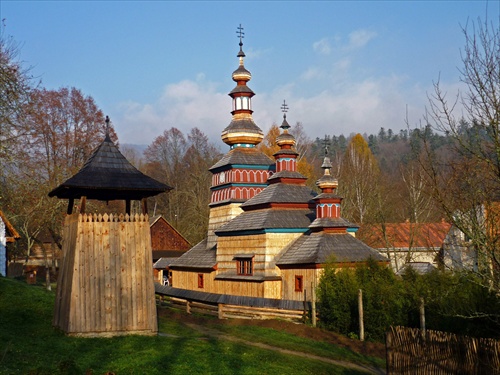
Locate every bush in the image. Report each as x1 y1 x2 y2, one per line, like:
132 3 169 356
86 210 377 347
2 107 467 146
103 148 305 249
317 264 358 334
318 260 500 341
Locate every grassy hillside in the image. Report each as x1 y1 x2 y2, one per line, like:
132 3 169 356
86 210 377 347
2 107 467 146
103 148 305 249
0 277 383 374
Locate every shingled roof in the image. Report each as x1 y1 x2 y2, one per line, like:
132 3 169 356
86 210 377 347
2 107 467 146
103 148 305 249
240 183 316 209
357 222 451 250
48 134 172 201
276 232 387 266
168 239 217 269
216 209 315 234
209 147 274 172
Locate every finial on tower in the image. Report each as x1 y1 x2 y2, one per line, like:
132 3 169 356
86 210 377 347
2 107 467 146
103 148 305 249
322 135 330 156
236 24 244 46
236 24 245 57
280 100 291 131
105 116 110 138
320 135 334 176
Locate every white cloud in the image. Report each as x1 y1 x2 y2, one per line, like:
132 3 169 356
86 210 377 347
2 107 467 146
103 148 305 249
111 73 462 153
347 29 377 50
112 79 229 146
313 38 332 55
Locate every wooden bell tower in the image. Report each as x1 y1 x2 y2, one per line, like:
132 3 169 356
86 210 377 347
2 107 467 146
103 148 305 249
49 118 172 336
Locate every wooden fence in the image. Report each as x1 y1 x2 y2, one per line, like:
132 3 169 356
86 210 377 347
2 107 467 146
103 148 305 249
156 285 309 322
386 326 500 374
159 297 307 322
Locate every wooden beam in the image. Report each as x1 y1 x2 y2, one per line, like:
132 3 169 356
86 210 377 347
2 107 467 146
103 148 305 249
141 198 148 215
80 196 86 214
67 198 74 215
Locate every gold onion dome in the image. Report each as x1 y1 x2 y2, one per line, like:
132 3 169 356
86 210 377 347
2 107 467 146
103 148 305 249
232 54 252 82
317 147 338 191
276 100 296 148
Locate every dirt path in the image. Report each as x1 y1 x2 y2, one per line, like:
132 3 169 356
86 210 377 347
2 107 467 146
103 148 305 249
180 322 386 375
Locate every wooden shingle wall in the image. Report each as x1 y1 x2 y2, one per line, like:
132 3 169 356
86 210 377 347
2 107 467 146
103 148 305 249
207 203 243 247
53 213 157 336
150 217 190 253
216 232 301 277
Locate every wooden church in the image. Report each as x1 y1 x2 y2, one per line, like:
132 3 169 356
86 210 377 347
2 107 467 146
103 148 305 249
168 28 387 302
49 119 171 336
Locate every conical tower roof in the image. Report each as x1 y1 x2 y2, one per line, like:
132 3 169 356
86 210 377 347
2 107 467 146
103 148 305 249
49 117 172 202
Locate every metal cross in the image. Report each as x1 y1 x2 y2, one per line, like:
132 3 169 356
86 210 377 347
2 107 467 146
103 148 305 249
281 100 289 115
322 135 330 155
236 24 245 45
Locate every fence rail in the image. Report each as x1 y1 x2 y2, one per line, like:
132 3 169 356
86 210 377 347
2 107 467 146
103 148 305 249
386 326 500 374
158 294 306 322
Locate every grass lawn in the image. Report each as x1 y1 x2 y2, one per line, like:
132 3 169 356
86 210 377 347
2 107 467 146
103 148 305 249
207 323 385 369
0 277 379 374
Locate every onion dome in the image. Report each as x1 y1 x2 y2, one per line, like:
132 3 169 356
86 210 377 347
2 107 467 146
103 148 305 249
316 145 338 193
276 101 296 149
232 43 252 82
269 101 307 184
221 25 264 148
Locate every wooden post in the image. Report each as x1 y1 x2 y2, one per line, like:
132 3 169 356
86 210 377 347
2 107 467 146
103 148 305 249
311 282 317 327
125 200 131 215
80 196 86 213
67 198 74 214
420 297 426 335
186 300 191 315
141 198 148 215
385 327 392 375
218 304 224 320
303 288 307 322
358 289 364 341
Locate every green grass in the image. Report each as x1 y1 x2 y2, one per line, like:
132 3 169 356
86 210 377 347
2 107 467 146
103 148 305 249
210 324 385 369
0 277 377 374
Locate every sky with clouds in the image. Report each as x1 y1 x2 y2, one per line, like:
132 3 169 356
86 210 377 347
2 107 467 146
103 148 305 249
1 1 499 147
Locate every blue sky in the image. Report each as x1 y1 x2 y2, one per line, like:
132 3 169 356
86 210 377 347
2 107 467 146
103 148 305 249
1 1 499 146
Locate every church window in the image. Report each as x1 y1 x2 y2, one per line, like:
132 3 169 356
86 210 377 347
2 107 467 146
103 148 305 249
295 275 304 292
197 274 204 288
235 255 254 276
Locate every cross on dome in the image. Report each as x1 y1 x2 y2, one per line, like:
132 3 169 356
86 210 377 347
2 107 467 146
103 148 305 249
280 100 291 131
322 135 330 156
236 24 244 46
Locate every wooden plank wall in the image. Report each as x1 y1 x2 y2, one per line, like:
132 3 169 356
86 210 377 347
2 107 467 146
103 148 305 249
281 268 318 301
386 326 500 374
53 213 157 336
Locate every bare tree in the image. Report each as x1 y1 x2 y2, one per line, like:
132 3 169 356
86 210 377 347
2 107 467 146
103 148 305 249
0 32 36 161
143 127 220 243
425 16 500 290
5 87 111 267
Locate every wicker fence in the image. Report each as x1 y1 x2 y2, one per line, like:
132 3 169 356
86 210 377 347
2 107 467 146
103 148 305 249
386 326 500 374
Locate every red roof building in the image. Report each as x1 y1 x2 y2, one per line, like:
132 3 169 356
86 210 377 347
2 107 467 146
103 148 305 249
357 222 451 273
